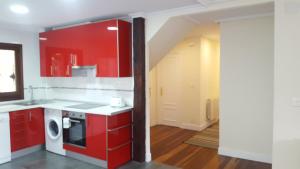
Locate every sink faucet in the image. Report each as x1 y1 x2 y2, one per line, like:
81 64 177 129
28 85 34 101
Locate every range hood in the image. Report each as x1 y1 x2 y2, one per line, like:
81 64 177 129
71 65 97 77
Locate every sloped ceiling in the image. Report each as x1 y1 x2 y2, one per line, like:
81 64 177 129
148 17 196 69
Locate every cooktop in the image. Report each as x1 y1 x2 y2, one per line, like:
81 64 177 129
66 103 106 110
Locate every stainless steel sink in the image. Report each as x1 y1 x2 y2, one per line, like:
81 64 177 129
14 100 52 106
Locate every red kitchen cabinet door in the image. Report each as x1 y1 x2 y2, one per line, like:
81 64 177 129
93 19 132 77
10 108 45 152
9 110 29 152
92 20 118 77
27 108 45 147
86 114 107 160
40 32 52 77
118 20 132 77
40 30 83 77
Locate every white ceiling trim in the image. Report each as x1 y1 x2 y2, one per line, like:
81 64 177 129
197 0 239 7
184 16 202 25
215 12 274 23
146 0 273 17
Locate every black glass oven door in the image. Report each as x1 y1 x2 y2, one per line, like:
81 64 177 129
67 118 86 147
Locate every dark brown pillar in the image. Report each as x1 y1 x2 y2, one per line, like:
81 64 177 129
132 17 146 162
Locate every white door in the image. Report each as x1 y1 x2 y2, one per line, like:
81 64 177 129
157 55 181 127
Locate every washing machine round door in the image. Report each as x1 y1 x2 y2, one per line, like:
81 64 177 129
47 118 61 140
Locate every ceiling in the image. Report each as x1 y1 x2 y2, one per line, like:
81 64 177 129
0 0 200 31
184 2 274 41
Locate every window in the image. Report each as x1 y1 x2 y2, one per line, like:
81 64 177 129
0 43 24 101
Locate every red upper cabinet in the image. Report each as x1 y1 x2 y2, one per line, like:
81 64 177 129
40 19 132 77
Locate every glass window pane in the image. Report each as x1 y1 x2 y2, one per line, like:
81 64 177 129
0 49 16 93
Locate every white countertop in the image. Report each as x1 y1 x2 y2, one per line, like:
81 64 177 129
0 100 133 116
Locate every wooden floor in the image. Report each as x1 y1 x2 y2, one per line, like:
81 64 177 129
151 125 272 169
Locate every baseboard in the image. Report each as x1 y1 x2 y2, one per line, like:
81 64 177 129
66 151 107 168
145 152 152 162
12 145 44 159
218 147 272 164
181 120 218 131
159 119 180 128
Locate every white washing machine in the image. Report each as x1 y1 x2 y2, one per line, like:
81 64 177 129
45 109 66 156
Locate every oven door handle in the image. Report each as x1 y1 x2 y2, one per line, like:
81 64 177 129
69 119 82 123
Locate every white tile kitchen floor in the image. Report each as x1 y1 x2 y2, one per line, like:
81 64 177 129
0 151 178 169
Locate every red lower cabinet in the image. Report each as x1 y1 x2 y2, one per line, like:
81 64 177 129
86 114 107 160
10 108 45 152
63 112 132 169
107 112 132 169
10 110 28 152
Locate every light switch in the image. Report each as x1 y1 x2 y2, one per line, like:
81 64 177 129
292 97 300 107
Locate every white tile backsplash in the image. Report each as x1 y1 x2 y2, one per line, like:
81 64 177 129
39 77 134 106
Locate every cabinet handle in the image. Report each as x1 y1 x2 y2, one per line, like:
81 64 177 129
29 112 32 121
107 141 131 151
69 119 81 123
70 54 76 66
66 65 70 75
107 124 131 132
74 54 77 65
72 54 74 65
50 66 53 76
70 54 73 65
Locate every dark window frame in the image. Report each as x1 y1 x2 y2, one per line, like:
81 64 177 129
0 43 24 102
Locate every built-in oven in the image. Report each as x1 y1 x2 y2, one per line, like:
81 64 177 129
62 111 86 148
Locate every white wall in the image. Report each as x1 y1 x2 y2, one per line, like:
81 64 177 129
150 68 158 126
0 28 44 104
219 16 274 163
273 1 300 169
150 36 219 130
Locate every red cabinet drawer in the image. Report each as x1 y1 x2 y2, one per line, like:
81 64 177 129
108 125 131 148
108 143 131 169
107 112 131 129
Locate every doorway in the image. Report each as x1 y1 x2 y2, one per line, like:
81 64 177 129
149 22 221 167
